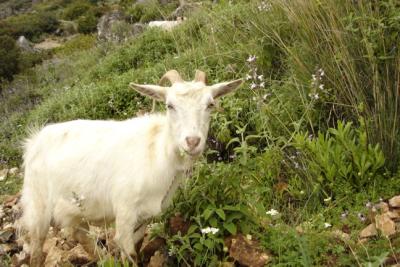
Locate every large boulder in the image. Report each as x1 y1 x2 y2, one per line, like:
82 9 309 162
97 10 125 41
16 36 35 53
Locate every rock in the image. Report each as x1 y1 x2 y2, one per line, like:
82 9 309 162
331 230 350 242
8 167 18 176
0 243 19 255
44 244 63 267
97 10 131 42
140 235 166 263
16 36 35 53
132 23 146 35
148 250 166 267
386 210 400 221
170 3 199 19
375 214 396 236
295 225 304 234
359 223 377 238
11 251 29 266
65 244 93 265
168 213 190 235
375 202 389 213
227 234 270 267
0 169 8 181
389 196 400 208
33 39 62 50
0 228 15 243
57 20 78 36
4 193 21 208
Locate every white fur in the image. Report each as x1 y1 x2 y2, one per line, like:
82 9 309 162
148 20 182 31
20 74 242 266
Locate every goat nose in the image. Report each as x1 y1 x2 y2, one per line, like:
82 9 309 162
185 136 201 150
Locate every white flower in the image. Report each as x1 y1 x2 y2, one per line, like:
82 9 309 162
323 197 331 202
266 209 279 216
312 74 317 81
246 74 252 80
258 75 264 81
247 55 257 63
319 68 325 76
259 81 265 88
201 227 219 234
324 222 332 228
319 84 324 90
250 82 257 89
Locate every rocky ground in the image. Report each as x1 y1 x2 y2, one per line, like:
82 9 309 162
0 168 270 267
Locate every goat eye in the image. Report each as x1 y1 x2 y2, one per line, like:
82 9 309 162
207 103 215 109
167 104 175 110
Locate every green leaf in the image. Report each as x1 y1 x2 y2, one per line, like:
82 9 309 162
203 208 214 220
193 242 203 251
215 209 226 221
223 222 237 235
204 238 214 249
209 217 218 228
187 225 198 235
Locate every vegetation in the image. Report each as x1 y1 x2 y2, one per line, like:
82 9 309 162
0 0 400 266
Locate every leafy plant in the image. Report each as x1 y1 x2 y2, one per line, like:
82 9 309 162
294 121 385 197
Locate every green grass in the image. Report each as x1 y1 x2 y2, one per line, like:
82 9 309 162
0 0 400 266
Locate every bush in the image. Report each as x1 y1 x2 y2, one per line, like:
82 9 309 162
258 0 400 170
0 35 20 82
62 1 91 20
55 34 96 56
77 11 98 34
0 12 59 41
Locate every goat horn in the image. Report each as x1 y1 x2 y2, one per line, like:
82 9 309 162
194 70 206 84
159 70 184 85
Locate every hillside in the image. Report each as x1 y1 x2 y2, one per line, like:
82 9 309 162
0 0 400 266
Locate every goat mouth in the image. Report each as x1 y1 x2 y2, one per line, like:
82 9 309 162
181 149 202 157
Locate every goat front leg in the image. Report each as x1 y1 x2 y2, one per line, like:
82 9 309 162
115 213 139 265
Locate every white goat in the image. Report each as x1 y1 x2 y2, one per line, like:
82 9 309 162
147 17 185 31
20 70 242 266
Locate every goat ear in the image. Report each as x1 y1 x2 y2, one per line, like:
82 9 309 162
210 79 243 99
129 83 167 101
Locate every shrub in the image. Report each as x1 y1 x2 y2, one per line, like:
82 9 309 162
54 34 96 56
0 35 20 82
0 12 59 41
293 121 385 198
77 10 98 34
259 0 400 170
62 1 91 20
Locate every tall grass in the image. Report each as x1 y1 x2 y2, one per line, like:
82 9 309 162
257 0 400 170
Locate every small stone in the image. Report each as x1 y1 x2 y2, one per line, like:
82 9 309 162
375 214 396 236
295 226 304 234
148 250 166 267
375 202 389 213
389 196 400 208
331 230 350 242
0 228 15 243
11 251 29 266
386 210 400 221
228 234 270 267
65 244 93 265
168 213 190 235
8 167 18 176
0 169 8 181
1 243 19 255
4 193 21 208
359 223 377 238
140 234 166 263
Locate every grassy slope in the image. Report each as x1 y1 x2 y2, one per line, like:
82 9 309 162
0 0 400 266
